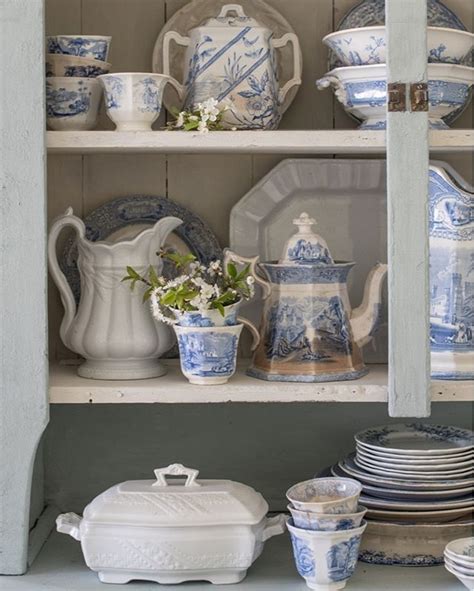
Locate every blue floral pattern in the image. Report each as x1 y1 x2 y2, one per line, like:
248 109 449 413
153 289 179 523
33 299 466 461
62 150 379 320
326 535 361 582
138 77 163 113
327 36 385 66
177 331 238 377
101 75 124 109
290 535 315 578
46 80 91 118
47 36 109 61
63 64 108 78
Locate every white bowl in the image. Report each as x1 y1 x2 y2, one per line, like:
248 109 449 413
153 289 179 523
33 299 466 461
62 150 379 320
47 35 111 62
288 504 367 531
445 560 474 590
286 478 362 514
445 555 474 576
446 537 474 563
316 63 474 129
287 518 367 591
46 77 102 131
46 54 111 78
98 73 181 131
323 26 473 67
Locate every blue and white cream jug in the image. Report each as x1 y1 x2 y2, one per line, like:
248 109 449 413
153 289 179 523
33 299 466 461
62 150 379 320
429 164 473 379
225 213 387 382
162 4 301 129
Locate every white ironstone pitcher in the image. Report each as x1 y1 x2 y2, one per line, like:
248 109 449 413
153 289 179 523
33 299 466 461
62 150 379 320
162 4 301 129
48 207 182 380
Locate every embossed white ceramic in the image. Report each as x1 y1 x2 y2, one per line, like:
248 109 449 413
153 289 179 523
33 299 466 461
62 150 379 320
323 26 473 67
56 463 285 585
287 518 367 590
46 77 102 131
286 478 362 514
46 54 111 78
99 73 182 131
287 504 367 531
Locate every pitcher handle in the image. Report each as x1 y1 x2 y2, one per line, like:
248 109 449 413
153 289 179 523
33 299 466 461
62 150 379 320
48 207 85 342
223 249 271 299
272 33 301 105
163 31 189 98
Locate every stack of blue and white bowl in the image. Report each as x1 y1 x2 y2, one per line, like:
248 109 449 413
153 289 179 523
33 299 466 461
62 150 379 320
316 0 473 129
286 477 367 590
46 35 111 130
444 537 474 589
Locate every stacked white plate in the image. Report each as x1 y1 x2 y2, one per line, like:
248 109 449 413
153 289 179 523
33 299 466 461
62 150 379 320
444 537 474 589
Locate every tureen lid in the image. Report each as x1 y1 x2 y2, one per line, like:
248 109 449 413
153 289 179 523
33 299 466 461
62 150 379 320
201 4 263 28
279 212 334 265
83 463 269 527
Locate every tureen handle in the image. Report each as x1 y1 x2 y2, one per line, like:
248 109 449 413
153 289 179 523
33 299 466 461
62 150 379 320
162 31 189 97
271 33 301 104
56 512 82 541
153 463 201 487
217 4 247 18
261 514 286 542
316 75 347 105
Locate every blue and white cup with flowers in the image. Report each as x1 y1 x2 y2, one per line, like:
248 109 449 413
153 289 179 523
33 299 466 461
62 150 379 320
98 72 183 131
47 35 111 62
287 518 367 591
174 323 243 385
46 77 102 131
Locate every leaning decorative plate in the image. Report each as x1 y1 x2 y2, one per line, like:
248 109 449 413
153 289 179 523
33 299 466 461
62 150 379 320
360 493 473 512
152 0 302 118
355 424 474 456
60 195 222 304
354 457 473 481
366 505 473 524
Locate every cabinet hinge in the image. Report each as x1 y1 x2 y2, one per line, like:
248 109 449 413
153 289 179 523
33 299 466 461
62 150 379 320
388 82 429 112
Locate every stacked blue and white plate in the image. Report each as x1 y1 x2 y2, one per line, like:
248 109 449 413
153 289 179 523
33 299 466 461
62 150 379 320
444 537 474 589
327 424 474 565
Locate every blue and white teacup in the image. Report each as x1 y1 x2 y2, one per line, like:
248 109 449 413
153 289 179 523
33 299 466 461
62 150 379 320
286 478 362 514
288 504 367 532
47 35 111 62
287 518 367 591
46 54 111 78
46 77 102 131
98 73 182 131
174 323 243 385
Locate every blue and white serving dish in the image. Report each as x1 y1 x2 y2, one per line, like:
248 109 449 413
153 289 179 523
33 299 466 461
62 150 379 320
46 77 102 130
99 72 182 131
323 26 473 67
46 54 111 78
287 517 366 590
47 35 111 62
286 478 362 514
429 164 474 380
287 504 367 532
317 63 473 130
174 324 242 385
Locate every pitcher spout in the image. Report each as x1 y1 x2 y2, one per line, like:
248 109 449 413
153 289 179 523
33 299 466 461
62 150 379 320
350 263 388 348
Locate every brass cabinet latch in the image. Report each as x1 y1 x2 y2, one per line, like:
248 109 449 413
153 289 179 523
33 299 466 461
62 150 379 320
388 82 429 112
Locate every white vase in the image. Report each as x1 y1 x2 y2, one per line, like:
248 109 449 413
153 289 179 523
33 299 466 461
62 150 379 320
48 207 182 379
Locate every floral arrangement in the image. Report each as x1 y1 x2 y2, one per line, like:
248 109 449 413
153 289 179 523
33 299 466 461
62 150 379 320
123 251 255 324
168 98 230 133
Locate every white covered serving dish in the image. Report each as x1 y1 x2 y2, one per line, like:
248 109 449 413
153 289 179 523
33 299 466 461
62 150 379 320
56 463 285 585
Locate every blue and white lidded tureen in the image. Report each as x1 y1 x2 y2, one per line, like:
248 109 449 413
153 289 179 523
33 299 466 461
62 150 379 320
162 4 301 129
225 212 387 382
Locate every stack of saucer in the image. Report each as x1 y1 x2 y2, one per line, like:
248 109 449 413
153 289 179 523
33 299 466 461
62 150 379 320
46 35 111 130
445 537 474 589
286 477 367 590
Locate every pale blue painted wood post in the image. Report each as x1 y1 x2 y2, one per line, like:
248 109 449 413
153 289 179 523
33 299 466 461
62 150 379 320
386 0 431 417
0 0 49 574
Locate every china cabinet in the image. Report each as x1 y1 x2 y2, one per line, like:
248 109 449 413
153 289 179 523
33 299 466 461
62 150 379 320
0 0 472 589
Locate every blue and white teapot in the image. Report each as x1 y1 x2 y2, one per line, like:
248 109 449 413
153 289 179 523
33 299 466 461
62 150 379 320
162 4 301 129
225 213 387 382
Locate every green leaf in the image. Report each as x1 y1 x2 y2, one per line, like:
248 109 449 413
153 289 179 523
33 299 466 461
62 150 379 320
214 302 225 316
161 291 177 306
235 264 250 282
126 266 141 280
148 265 160 287
227 262 238 278
142 287 153 302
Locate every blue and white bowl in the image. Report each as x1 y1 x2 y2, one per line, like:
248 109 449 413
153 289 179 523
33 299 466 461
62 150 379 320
287 518 367 591
287 478 362 514
174 323 243 385
46 54 111 78
99 73 182 131
46 77 102 131
288 504 367 531
323 26 473 67
317 63 473 129
47 35 111 62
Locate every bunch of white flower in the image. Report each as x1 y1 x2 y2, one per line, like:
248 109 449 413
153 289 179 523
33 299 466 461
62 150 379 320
170 98 228 133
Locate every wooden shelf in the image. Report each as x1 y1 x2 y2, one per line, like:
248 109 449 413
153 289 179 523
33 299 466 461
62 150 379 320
49 362 474 404
46 129 474 154
3 531 463 590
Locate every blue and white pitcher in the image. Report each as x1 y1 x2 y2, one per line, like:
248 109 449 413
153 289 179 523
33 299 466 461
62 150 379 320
429 164 474 379
225 213 387 382
162 4 301 129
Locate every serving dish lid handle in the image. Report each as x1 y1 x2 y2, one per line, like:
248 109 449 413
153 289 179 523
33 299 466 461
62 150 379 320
153 463 201 488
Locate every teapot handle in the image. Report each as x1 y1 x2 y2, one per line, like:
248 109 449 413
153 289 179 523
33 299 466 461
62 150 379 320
48 207 86 344
223 249 271 300
163 31 189 98
272 33 302 105
217 4 247 18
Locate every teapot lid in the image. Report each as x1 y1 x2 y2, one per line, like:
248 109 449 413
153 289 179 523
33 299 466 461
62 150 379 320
279 212 334 265
202 4 263 28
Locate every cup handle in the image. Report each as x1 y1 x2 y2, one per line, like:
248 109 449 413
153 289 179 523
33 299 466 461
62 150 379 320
237 316 260 351
272 33 302 105
163 31 189 98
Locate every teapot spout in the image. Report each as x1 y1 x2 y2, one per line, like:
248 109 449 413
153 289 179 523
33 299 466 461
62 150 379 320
350 263 388 348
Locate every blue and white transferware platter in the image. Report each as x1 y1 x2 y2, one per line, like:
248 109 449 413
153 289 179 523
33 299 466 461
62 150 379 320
355 424 474 455
60 195 222 304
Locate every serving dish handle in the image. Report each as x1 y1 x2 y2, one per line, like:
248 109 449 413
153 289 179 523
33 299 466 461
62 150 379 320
262 514 286 542
153 463 201 487
56 512 82 541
